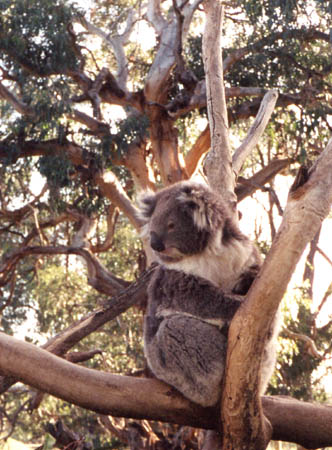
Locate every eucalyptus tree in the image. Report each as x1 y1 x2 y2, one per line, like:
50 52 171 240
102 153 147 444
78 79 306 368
1 0 332 449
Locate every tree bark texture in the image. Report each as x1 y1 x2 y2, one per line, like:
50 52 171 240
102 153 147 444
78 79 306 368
221 139 332 449
1 332 332 449
202 0 236 208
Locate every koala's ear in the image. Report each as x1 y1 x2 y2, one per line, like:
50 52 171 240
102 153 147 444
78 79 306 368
178 184 210 230
137 190 157 221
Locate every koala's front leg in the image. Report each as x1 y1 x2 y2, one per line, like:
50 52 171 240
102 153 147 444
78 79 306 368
150 267 244 322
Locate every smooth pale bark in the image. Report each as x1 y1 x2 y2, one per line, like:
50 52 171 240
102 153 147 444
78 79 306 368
232 90 279 176
221 138 332 449
1 332 332 448
202 0 236 208
94 170 142 230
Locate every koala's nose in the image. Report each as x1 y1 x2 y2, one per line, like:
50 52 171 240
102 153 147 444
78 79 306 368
150 232 165 252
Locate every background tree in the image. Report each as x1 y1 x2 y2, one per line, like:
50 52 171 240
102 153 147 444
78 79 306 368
1 0 332 448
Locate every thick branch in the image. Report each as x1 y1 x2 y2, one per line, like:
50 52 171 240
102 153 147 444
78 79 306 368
70 109 110 137
222 140 332 449
185 125 211 176
0 262 154 394
0 333 332 448
145 0 200 102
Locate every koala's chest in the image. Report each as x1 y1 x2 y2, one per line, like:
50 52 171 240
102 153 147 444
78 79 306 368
169 252 242 291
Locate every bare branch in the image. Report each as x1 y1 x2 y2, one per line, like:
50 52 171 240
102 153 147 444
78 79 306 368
70 109 110 137
0 263 155 394
185 125 210 177
77 15 136 90
235 159 291 202
0 246 127 294
146 0 167 35
222 139 332 449
316 245 332 268
0 183 47 224
94 169 143 230
1 332 332 448
116 141 156 191
66 349 103 363
202 1 236 208
232 90 279 176
91 205 119 253
282 329 322 359
0 81 35 117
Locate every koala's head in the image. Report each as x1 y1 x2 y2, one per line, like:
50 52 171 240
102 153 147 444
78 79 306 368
137 180 242 264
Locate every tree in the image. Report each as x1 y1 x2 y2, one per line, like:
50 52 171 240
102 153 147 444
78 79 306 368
1 0 332 448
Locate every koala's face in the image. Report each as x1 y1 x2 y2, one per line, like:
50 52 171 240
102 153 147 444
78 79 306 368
138 182 214 263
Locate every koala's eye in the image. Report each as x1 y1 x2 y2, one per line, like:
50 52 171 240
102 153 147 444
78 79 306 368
186 201 197 210
168 222 175 231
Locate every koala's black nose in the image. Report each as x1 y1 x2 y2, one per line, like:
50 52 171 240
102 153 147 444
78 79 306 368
150 232 165 252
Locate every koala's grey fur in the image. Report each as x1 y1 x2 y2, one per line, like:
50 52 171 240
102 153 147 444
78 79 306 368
138 180 280 407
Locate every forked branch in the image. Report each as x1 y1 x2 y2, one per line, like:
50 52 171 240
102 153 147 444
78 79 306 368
222 139 332 449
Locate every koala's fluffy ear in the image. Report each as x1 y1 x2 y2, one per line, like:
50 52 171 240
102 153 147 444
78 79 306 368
137 190 157 222
178 183 211 230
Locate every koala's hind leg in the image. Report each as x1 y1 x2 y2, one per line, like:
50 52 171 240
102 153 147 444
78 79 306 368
145 315 227 407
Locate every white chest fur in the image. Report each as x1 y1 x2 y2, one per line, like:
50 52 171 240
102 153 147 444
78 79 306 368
168 236 255 291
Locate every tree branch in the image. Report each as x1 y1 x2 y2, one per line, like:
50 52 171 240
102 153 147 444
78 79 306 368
232 90 279 176
94 170 142 230
0 245 127 294
223 28 330 74
235 159 291 202
185 125 211 176
222 139 332 449
77 14 136 91
0 81 35 117
0 139 141 229
0 332 332 448
0 263 155 394
202 1 236 209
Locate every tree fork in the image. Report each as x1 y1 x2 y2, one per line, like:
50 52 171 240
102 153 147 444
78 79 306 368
222 139 332 449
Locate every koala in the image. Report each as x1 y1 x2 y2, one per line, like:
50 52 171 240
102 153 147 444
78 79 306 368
138 180 279 407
